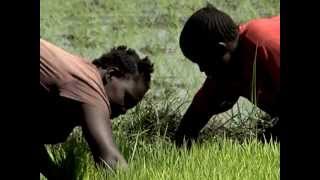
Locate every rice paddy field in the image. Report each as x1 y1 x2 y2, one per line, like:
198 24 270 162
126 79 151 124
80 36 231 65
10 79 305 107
40 0 280 179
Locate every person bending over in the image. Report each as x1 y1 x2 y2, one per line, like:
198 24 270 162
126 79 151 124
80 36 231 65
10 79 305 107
174 4 280 147
40 39 153 179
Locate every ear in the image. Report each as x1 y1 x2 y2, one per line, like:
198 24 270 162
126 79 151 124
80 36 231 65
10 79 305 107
214 41 228 57
216 42 231 64
218 42 227 48
107 67 125 78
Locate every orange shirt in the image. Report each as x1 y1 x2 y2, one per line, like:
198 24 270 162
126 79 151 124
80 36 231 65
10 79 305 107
40 39 111 143
40 39 111 112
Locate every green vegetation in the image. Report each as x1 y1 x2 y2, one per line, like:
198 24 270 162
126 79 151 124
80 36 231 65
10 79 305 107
40 0 280 179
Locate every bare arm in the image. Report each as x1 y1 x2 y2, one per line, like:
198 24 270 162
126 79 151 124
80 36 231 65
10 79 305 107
80 104 127 169
175 78 239 147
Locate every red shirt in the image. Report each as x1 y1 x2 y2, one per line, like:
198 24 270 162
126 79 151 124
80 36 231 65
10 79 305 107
239 15 280 93
195 16 280 116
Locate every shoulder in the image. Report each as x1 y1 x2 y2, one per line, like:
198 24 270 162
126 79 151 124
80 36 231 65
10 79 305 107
59 65 111 114
238 16 280 66
239 16 280 46
240 16 280 33
40 39 111 114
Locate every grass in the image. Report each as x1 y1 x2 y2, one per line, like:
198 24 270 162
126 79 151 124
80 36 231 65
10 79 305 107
112 138 278 180
40 0 280 179
44 132 279 180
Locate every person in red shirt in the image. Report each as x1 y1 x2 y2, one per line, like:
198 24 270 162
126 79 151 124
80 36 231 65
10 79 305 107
174 4 280 147
40 39 153 179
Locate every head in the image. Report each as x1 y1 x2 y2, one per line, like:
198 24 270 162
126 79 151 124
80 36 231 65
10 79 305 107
92 46 154 118
179 3 239 78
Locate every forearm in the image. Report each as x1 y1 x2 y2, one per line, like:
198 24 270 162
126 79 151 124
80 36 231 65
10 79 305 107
83 124 126 169
175 101 218 147
175 78 238 147
176 109 210 139
176 100 234 139
81 104 127 169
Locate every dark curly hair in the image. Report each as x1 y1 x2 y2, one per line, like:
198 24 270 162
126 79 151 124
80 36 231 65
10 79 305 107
92 46 154 86
179 3 239 61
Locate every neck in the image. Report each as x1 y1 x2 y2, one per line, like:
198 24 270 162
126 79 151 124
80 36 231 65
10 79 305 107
95 67 108 85
231 38 255 97
222 50 242 81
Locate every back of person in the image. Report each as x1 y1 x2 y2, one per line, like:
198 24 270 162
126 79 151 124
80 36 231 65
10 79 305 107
40 39 110 143
238 16 280 116
240 15 280 83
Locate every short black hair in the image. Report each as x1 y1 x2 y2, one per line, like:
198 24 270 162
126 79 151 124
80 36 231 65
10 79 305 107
179 3 238 61
92 46 154 86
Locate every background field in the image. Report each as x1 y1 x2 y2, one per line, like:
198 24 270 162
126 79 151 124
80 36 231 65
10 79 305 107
40 0 280 179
